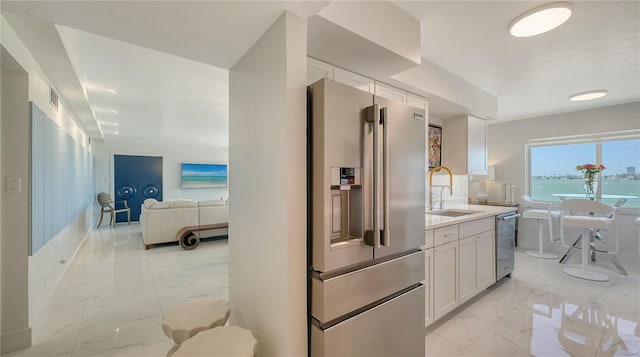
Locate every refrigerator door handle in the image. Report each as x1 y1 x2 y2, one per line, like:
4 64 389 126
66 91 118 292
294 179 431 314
381 107 391 247
364 104 381 248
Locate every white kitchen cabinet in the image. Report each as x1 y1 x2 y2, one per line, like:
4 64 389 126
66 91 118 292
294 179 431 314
442 114 487 175
433 240 458 320
477 230 496 290
407 93 428 111
423 229 434 249
374 82 406 104
458 235 478 304
334 67 374 94
424 248 434 327
307 57 334 85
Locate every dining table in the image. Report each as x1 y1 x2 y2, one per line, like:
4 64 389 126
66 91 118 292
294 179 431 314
551 193 638 275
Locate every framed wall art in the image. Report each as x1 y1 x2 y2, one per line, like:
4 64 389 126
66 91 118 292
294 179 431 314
428 124 442 168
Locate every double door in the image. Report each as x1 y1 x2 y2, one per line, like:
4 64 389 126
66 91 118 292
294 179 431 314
114 155 162 222
310 79 425 273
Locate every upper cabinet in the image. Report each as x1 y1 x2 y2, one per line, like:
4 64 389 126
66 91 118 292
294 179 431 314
334 67 374 94
374 82 406 104
442 114 487 175
406 93 428 112
307 57 334 85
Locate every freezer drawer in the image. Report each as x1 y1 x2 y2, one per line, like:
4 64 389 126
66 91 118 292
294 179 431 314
311 285 425 357
311 250 424 324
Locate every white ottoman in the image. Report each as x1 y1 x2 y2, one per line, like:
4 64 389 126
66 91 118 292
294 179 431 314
162 299 231 345
171 326 257 357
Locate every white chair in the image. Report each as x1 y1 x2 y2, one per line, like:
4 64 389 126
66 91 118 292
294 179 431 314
521 195 560 259
557 199 617 282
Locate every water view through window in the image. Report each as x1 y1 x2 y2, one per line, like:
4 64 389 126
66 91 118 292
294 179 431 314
530 138 640 208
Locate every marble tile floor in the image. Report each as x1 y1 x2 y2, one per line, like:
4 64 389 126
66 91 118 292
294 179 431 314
426 249 640 357
6 223 229 357
5 223 639 356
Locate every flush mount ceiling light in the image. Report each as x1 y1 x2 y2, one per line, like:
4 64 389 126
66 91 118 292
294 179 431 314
105 88 118 94
569 90 608 101
509 2 573 37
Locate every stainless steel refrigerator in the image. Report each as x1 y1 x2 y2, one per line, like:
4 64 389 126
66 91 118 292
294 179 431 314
308 79 425 356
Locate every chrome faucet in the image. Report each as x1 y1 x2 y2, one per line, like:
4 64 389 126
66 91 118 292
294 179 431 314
428 166 453 211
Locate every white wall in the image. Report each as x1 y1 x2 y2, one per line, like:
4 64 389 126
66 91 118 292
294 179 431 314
1 46 31 354
93 139 228 204
2 16 94 346
229 11 307 357
486 102 640 256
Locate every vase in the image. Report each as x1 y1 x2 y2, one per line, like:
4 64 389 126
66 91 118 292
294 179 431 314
582 172 599 200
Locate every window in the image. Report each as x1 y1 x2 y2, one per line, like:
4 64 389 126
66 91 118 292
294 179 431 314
528 131 640 208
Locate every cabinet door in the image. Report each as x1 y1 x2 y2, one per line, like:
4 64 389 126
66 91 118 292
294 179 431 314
424 248 434 327
433 241 458 320
467 115 487 175
333 67 374 93
459 236 478 304
407 93 427 111
307 57 334 85
374 82 407 104
477 230 496 289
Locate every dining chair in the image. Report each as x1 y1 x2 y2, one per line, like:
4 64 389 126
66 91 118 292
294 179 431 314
557 199 617 282
97 192 131 227
521 195 560 259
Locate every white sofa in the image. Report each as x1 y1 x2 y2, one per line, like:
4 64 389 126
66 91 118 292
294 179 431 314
140 198 228 249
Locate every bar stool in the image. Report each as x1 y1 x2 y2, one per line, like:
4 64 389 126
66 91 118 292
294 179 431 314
558 199 617 282
521 195 560 259
170 326 257 357
162 299 231 346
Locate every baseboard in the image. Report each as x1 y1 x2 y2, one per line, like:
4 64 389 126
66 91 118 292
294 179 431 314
1 327 32 354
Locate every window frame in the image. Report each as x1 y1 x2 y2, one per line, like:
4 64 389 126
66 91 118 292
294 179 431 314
525 129 640 213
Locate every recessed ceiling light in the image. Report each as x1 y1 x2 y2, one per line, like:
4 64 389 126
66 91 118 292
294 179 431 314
569 90 608 101
99 121 119 127
109 110 118 114
509 2 573 37
105 88 117 94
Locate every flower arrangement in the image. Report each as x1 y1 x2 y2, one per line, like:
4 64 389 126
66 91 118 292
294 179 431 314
575 163 606 173
576 163 606 199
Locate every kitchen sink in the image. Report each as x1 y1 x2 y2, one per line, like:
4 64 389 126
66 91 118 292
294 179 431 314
427 209 480 217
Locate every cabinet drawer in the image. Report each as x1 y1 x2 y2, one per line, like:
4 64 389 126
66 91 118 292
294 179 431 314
423 229 434 249
434 225 458 247
459 217 494 238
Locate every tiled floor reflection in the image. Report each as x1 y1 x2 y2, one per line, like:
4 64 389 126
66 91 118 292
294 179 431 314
5 223 639 356
427 249 640 357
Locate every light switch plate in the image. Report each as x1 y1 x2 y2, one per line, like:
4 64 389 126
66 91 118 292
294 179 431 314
7 177 21 193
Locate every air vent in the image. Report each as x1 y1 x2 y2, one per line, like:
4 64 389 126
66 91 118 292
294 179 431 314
49 86 59 111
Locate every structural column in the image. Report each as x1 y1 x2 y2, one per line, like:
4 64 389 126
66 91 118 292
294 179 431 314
228 11 307 357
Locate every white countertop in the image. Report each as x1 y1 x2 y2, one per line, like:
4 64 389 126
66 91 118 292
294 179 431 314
425 203 518 230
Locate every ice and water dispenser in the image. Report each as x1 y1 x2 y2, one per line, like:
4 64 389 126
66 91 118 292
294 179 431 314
329 167 363 249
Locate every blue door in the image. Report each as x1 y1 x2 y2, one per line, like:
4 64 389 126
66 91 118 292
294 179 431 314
114 155 162 222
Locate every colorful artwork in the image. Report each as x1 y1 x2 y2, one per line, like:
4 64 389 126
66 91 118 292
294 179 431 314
428 125 442 168
181 163 227 188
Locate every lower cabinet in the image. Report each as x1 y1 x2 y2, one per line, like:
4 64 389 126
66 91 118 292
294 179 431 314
424 248 434 327
477 230 496 290
428 216 498 326
433 241 459 320
458 230 496 304
459 236 478 304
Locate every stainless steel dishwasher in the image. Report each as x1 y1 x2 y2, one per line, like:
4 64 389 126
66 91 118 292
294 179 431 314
496 212 520 281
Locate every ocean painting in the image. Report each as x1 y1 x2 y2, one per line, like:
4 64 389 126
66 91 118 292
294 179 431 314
181 163 227 188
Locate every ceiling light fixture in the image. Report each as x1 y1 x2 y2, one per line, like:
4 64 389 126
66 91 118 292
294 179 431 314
105 88 117 94
509 2 573 37
569 90 608 101
109 110 118 114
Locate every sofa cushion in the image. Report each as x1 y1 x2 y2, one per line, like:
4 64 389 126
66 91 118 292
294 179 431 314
170 200 198 208
199 200 228 207
144 198 158 209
